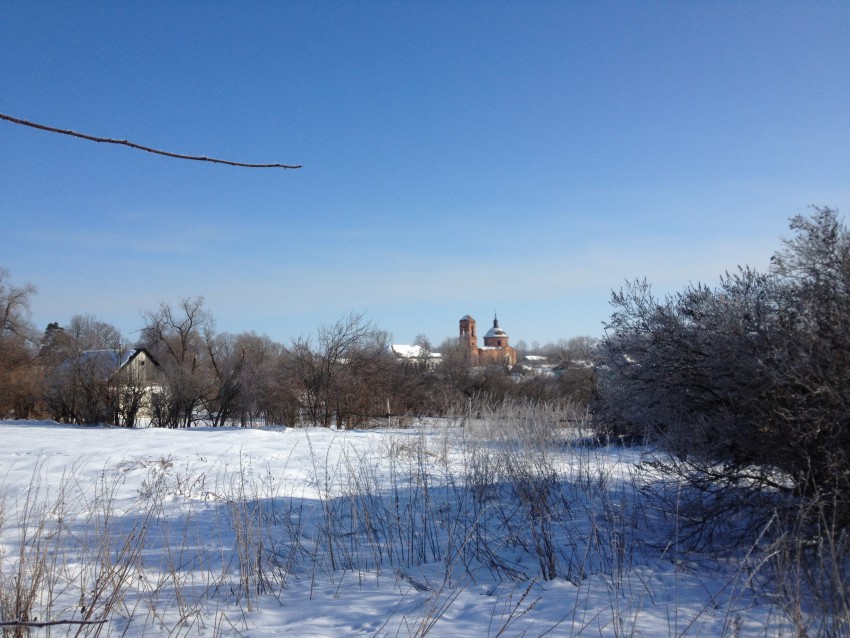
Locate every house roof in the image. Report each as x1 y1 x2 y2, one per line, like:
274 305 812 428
391 344 442 360
73 348 160 375
121 347 160 369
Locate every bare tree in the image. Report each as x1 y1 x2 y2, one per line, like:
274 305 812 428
65 314 123 351
284 312 393 428
141 297 216 427
201 331 253 427
513 338 528 359
541 336 597 404
0 269 36 337
229 332 288 426
0 269 39 418
41 315 127 425
595 207 850 545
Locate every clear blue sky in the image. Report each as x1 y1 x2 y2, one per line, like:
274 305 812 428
2 1 848 347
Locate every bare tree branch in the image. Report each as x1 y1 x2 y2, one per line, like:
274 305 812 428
0 619 108 628
0 112 302 169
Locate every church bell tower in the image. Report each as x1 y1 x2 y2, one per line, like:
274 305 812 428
459 314 477 351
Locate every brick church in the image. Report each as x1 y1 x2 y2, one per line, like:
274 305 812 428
459 314 517 367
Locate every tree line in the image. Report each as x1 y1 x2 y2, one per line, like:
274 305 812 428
0 279 594 428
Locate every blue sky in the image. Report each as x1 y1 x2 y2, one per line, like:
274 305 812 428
2 2 848 347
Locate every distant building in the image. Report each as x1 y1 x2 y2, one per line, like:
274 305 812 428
390 344 442 370
52 347 162 426
459 314 517 367
69 347 160 385
111 348 163 425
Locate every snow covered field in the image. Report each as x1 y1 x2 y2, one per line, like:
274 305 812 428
0 418 795 637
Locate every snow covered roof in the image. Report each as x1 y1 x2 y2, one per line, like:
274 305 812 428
483 315 508 339
391 345 442 360
75 349 122 374
119 348 160 369
74 348 159 374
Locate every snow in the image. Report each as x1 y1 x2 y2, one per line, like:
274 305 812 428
391 344 442 360
0 419 796 636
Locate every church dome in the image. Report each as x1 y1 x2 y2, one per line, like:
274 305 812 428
484 325 506 338
484 316 508 339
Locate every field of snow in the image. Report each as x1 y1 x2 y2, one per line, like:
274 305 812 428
0 417 795 637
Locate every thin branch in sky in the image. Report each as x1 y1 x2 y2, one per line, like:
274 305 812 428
0 112 302 169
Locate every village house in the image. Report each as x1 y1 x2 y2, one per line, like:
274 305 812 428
390 344 443 370
113 348 162 425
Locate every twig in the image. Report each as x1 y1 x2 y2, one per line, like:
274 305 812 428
0 112 302 169
0 619 108 628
